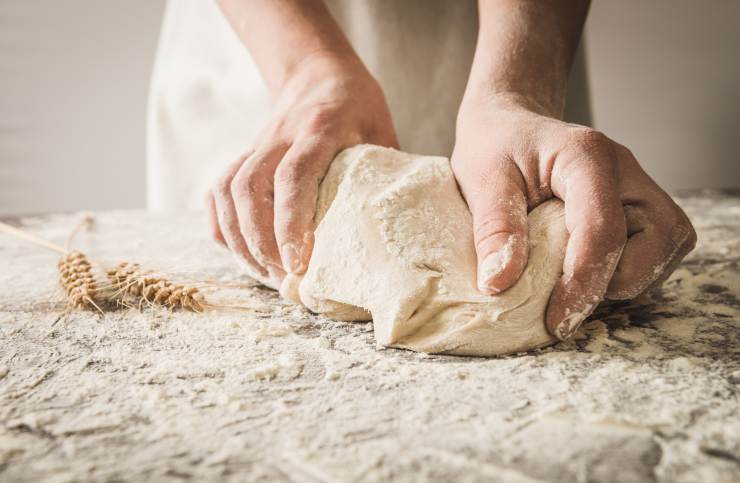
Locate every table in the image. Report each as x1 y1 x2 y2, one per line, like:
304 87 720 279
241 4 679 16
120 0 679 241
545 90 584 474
1 190 738 482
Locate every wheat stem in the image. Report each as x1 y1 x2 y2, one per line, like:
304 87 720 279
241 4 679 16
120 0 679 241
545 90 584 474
0 220 67 255
65 215 93 251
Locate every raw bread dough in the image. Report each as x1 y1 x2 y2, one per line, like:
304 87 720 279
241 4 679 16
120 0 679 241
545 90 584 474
280 145 568 356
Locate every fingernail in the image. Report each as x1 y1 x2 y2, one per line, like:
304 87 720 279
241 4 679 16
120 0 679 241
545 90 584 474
555 313 585 341
281 243 305 274
477 246 513 293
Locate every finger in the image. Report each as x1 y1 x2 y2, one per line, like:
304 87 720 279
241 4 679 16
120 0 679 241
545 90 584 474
456 157 529 294
607 199 696 299
547 130 627 340
231 144 288 279
206 192 226 246
212 152 267 278
605 147 697 299
273 139 337 275
642 228 695 293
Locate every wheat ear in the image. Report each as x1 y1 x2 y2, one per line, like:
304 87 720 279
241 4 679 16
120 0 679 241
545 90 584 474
57 250 104 312
0 220 206 313
107 261 205 312
0 221 101 311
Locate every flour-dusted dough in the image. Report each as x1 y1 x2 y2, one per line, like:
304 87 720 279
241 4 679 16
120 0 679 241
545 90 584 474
280 145 568 356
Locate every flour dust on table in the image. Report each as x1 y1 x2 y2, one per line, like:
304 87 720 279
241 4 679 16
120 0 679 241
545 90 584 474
1 189 738 482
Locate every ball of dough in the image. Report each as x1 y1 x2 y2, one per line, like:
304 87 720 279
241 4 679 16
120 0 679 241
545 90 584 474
279 145 567 356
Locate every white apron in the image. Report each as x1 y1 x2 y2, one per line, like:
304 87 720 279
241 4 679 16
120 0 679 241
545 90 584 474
147 0 589 210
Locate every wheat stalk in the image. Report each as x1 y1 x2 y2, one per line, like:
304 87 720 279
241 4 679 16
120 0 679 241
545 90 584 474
0 220 207 313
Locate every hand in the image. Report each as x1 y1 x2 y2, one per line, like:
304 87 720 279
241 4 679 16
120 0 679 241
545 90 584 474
208 55 398 287
451 95 696 340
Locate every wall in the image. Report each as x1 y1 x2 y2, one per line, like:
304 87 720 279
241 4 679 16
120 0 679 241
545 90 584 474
584 0 740 190
1 1 738 215
0 1 165 215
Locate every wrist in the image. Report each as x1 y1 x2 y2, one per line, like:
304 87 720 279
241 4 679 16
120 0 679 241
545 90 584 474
460 81 564 119
275 49 368 98
457 89 556 129
465 0 586 122
276 50 380 107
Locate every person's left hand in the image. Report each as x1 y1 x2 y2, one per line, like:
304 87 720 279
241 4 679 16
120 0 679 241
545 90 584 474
451 95 696 340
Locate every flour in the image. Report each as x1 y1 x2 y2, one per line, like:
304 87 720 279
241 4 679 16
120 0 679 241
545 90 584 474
253 321 293 342
283 145 568 356
477 234 518 291
245 354 304 381
0 190 738 482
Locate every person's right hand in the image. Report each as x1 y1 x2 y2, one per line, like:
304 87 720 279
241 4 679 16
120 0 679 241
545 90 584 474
208 55 398 288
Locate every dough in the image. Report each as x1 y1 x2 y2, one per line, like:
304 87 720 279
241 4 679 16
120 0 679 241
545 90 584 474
280 145 568 356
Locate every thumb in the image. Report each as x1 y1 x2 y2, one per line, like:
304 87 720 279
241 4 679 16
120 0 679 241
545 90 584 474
458 161 529 294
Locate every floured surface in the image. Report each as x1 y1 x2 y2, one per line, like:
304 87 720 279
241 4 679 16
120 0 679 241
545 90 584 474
1 190 739 482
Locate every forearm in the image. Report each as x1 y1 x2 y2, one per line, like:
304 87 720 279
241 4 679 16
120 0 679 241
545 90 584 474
216 0 364 97
464 0 590 117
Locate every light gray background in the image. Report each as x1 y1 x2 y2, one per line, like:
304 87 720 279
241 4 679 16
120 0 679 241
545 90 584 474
1 1 739 215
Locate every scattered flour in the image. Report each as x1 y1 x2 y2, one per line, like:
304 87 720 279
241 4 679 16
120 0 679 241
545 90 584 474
0 190 738 481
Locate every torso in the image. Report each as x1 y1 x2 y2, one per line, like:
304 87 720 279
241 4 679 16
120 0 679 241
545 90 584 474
147 0 589 210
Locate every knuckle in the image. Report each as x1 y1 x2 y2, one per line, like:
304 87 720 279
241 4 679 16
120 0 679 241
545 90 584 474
477 217 523 237
474 227 511 249
302 107 336 135
685 224 698 250
213 174 234 198
564 128 615 164
256 120 284 142
230 167 261 201
275 146 326 190
274 160 303 188
473 219 526 253
454 155 518 198
213 152 251 197
613 141 635 160
654 199 697 253
669 217 697 252
568 127 609 147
